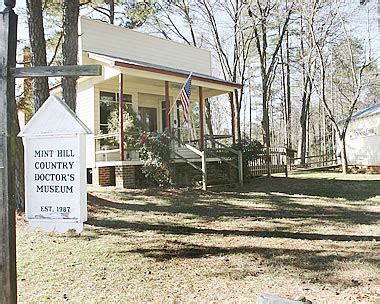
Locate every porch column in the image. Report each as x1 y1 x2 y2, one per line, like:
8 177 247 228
119 73 124 161
165 80 170 130
199 86 205 151
229 92 236 144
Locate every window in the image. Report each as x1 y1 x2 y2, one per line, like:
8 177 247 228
99 91 132 133
138 107 157 132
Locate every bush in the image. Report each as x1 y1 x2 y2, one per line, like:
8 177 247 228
231 138 263 180
139 131 172 187
107 108 141 149
231 137 263 156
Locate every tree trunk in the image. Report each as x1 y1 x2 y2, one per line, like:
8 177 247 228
14 112 24 210
234 89 242 144
205 98 213 136
279 35 287 147
62 0 79 111
262 85 271 149
300 73 311 165
26 0 49 112
108 0 115 24
340 133 348 174
285 29 291 149
262 84 271 177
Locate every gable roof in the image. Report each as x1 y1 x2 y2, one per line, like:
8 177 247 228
18 95 92 137
351 103 380 121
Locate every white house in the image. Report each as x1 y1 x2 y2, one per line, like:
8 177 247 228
337 103 380 171
50 17 242 188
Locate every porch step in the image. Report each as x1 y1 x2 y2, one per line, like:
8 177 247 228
172 154 239 187
173 147 201 159
206 183 239 190
208 175 234 185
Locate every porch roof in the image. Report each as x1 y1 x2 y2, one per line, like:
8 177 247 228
86 51 242 91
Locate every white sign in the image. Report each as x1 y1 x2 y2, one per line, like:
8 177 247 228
18 96 91 233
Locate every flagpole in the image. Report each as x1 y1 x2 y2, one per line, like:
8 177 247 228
167 72 192 115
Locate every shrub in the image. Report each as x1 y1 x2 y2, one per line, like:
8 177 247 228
139 131 172 186
231 138 263 180
107 108 141 149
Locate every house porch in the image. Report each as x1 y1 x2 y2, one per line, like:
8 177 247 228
85 52 242 189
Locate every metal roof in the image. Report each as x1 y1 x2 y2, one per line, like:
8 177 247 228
86 51 242 89
351 103 380 120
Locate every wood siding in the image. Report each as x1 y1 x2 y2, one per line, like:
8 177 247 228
342 114 380 166
78 17 211 75
76 81 95 168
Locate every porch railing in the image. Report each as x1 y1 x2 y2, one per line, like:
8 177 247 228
289 154 339 171
172 127 201 149
94 132 140 162
170 134 207 189
94 131 243 188
245 147 288 177
204 135 243 187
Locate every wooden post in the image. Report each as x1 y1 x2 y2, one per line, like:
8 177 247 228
238 151 244 187
285 149 289 178
14 64 102 78
229 92 236 144
165 81 170 130
119 73 124 161
201 150 207 190
199 87 204 151
0 3 18 303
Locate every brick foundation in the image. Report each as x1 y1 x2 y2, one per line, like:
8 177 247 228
115 165 137 188
92 166 115 186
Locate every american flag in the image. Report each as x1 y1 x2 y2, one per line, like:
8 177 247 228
180 74 192 122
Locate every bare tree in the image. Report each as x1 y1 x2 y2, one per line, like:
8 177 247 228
248 0 293 150
295 5 319 164
199 0 254 144
307 0 374 174
84 0 154 28
143 1 217 136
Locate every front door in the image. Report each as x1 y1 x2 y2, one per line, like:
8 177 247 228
138 107 157 132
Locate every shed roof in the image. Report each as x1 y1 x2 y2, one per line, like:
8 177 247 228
351 103 380 121
86 51 242 90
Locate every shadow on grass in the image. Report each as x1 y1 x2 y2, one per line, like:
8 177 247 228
123 240 379 269
244 176 380 201
87 217 379 242
119 240 379 288
88 186 379 225
85 175 380 289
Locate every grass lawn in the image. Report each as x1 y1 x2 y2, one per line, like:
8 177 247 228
17 172 379 303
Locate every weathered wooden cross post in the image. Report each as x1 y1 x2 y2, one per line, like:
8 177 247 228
1 1 18 303
0 1 101 302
